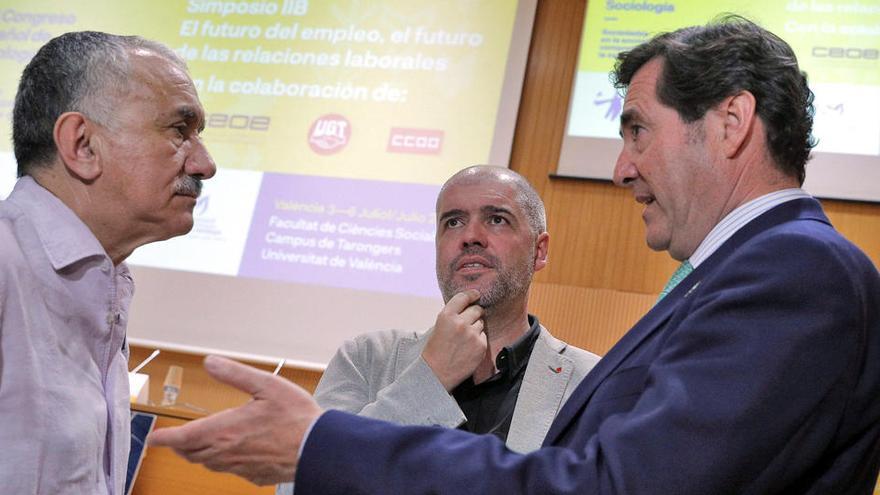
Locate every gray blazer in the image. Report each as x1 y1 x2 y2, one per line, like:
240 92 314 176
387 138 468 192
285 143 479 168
277 324 599 495
313 324 599 452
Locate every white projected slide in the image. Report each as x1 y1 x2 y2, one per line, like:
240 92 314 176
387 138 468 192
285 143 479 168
0 0 537 367
558 0 880 203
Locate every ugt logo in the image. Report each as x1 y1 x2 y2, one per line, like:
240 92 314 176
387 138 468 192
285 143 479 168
308 114 350 155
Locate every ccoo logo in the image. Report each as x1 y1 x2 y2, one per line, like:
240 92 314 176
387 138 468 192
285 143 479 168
387 127 444 155
308 114 351 155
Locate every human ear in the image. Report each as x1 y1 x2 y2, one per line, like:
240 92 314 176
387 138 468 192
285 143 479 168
53 112 101 181
720 90 757 159
533 232 550 272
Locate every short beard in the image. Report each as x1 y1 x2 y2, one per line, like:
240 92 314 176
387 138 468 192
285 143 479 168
437 247 534 314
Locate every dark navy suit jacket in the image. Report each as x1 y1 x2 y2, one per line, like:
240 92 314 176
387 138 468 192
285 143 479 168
296 198 880 494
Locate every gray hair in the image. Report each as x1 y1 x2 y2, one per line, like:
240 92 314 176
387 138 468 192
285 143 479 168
13 31 187 176
438 165 547 236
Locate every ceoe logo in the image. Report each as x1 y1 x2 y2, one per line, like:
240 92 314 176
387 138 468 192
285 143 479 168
308 114 350 155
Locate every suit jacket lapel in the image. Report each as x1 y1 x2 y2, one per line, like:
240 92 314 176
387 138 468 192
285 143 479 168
543 198 829 446
542 289 683 445
507 327 573 453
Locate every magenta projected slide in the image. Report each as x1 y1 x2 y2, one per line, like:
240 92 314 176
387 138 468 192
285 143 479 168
238 174 438 298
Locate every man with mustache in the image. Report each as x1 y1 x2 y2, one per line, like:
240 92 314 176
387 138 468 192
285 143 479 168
277 166 598 493
0 31 215 494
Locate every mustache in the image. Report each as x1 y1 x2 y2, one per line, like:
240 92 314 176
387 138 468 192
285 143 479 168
175 176 203 198
449 246 499 270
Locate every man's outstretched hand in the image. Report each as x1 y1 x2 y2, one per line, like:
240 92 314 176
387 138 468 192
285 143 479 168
149 355 324 485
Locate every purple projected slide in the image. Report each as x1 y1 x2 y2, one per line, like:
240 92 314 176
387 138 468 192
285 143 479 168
239 173 440 298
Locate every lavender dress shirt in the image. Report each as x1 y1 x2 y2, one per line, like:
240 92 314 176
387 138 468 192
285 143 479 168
0 176 133 494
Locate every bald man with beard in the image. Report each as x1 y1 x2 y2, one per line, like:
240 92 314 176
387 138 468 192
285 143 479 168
277 166 599 494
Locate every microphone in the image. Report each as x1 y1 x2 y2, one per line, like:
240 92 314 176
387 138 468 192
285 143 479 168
273 358 286 376
131 349 160 374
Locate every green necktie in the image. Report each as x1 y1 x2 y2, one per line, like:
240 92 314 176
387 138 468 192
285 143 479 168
657 260 694 302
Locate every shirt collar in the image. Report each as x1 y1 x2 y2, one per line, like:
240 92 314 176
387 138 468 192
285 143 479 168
689 188 811 268
495 314 541 376
9 176 108 271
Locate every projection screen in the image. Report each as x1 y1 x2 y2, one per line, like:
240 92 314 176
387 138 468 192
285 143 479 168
0 0 538 368
558 0 880 203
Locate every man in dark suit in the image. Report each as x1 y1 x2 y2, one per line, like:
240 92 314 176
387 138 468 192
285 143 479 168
151 16 880 494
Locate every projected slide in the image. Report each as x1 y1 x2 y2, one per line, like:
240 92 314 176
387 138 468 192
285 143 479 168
0 1 536 366
0 0 526 297
558 0 880 202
